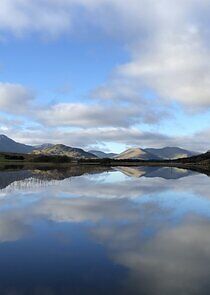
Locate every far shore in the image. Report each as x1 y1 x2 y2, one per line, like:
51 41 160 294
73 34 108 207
0 152 210 176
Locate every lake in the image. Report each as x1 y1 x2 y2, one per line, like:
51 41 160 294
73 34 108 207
0 165 210 295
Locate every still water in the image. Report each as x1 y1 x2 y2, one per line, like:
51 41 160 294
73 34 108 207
0 165 210 295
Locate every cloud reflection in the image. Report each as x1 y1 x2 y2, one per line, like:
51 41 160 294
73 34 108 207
0 167 209 293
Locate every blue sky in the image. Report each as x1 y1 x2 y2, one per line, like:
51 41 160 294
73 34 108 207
0 0 210 153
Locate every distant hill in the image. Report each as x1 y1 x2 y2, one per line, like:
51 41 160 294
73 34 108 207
115 148 162 160
33 144 97 159
145 147 197 159
0 134 34 153
176 151 210 165
89 150 117 158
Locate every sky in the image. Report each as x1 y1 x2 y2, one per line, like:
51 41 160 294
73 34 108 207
0 0 210 153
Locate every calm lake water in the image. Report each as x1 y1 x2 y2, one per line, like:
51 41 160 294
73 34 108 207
0 165 210 295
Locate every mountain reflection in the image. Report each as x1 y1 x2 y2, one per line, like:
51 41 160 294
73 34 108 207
115 166 195 179
0 165 198 190
0 165 111 190
0 167 209 294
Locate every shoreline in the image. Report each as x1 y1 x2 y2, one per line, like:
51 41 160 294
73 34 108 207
0 160 210 176
0 151 210 175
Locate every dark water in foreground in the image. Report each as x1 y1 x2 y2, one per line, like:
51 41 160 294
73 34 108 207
0 165 210 295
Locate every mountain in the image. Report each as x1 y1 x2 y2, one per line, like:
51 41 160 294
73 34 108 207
0 134 34 153
116 146 198 160
35 143 53 150
32 144 97 159
115 148 162 160
145 147 197 159
0 135 54 154
89 150 117 158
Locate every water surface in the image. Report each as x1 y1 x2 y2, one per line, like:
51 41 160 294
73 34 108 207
0 165 210 295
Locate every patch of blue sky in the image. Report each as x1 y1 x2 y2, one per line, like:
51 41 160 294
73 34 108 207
0 36 129 105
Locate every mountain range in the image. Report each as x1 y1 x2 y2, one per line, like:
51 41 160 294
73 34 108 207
0 134 199 160
0 135 96 159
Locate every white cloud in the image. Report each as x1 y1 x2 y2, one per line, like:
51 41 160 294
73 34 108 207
0 82 168 130
0 82 34 114
118 26 210 109
1 0 210 109
0 0 73 38
87 0 210 110
36 101 167 128
37 103 138 128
